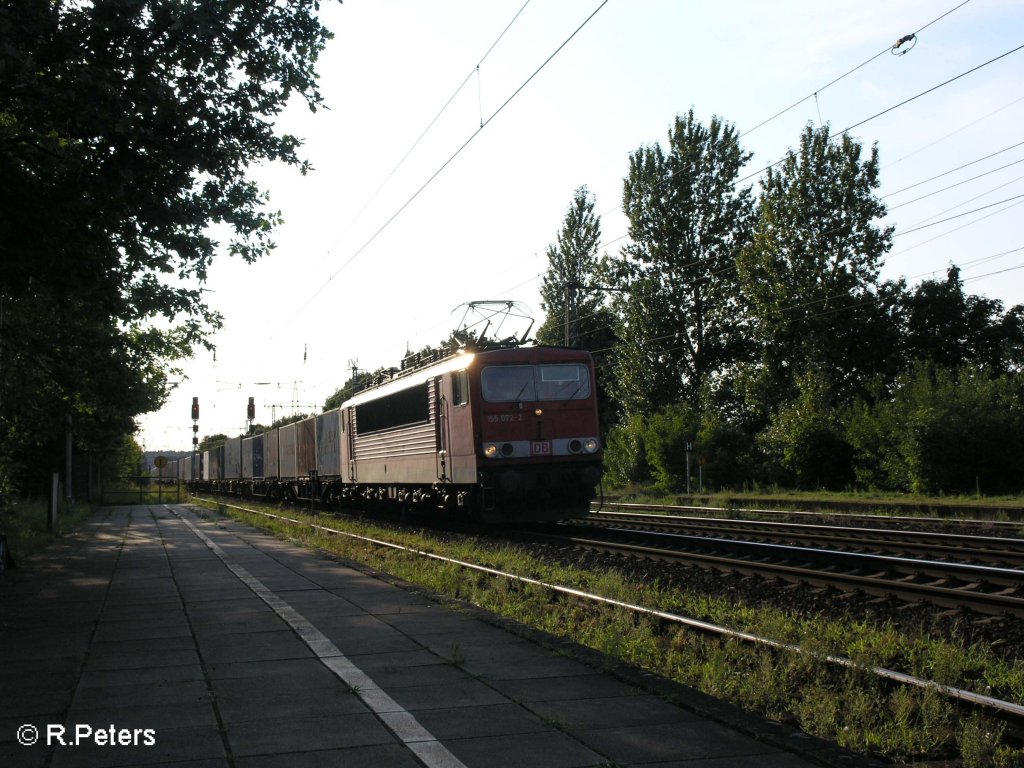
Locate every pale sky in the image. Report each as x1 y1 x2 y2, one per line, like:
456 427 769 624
138 0 1024 452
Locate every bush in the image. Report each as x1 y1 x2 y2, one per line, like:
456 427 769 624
695 414 760 490
645 403 700 491
848 365 1024 494
759 369 854 490
603 413 650 486
605 406 760 492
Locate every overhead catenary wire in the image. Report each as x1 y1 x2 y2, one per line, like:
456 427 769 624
591 41 1024 264
584 251 1024 360
883 138 1024 198
837 42 1024 139
889 165 1024 212
884 93 1024 170
591 0 979 226
888 197 1024 258
900 172 1024 228
264 5 1016 392
536 184 1024 346
732 41 1024 190
534 162 1024 345
939 244 1024 275
470 12 1023 358
739 0 973 139
585 153 1024 316
274 0 611 336
895 193 1024 237
530 195 1024 350
294 3 1004 362
320 0 533 257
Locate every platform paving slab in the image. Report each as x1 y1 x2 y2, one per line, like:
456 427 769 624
1 504 883 767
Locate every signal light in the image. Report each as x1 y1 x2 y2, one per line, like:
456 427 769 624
247 396 255 421
191 397 199 420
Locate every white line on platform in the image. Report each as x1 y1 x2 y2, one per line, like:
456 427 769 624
168 506 468 768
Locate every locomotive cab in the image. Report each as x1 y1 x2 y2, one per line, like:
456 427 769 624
467 346 603 521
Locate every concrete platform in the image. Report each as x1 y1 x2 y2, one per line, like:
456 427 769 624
1 504 878 767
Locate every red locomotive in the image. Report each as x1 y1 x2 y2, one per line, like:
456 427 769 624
183 341 603 523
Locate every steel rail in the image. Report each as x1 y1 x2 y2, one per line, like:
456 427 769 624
580 511 1024 566
572 523 1024 583
594 500 1024 529
588 509 1024 548
186 497 1024 724
541 527 1024 616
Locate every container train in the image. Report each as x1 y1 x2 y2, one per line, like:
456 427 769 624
169 343 603 522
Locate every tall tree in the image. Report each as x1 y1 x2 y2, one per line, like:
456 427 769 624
537 186 610 348
0 0 336 494
736 123 894 409
536 187 617 430
608 110 754 414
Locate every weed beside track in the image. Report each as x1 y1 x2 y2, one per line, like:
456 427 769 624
195 498 1024 767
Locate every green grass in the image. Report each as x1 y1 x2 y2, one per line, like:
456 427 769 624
198 498 1024 766
0 496 98 564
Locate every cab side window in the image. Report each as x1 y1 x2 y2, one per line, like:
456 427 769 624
452 370 469 406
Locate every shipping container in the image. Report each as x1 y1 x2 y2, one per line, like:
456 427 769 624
296 416 316 477
180 455 193 483
224 436 242 480
252 433 264 479
202 450 211 481
279 424 297 479
264 428 279 479
209 444 224 481
317 410 342 477
242 436 254 479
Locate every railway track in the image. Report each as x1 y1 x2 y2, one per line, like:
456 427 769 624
543 511 1024 618
593 500 1024 530
580 509 1024 566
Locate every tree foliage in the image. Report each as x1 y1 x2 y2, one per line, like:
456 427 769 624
589 115 1024 495
898 266 1024 374
644 403 700 492
323 370 377 412
602 413 649 487
846 366 1024 494
737 123 894 407
537 186 610 347
759 368 854 490
535 186 618 432
609 110 754 414
0 0 335 494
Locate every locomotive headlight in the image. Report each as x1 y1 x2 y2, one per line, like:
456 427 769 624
534 408 543 416
484 443 498 458
583 438 599 453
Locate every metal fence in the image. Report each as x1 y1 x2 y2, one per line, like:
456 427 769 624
101 476 182 505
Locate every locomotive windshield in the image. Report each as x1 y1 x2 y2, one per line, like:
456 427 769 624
481 364 591 402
